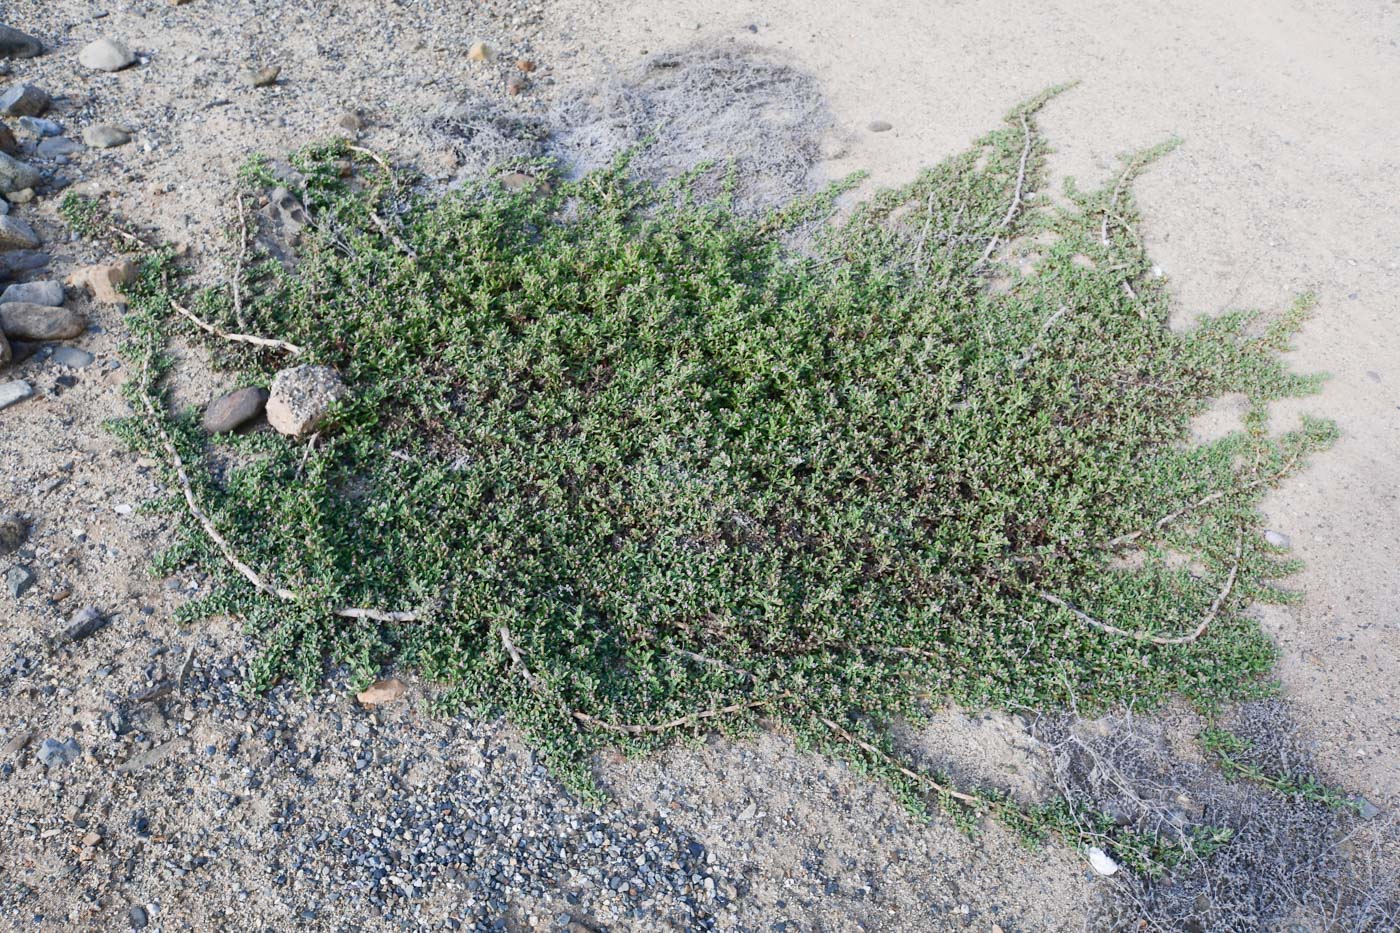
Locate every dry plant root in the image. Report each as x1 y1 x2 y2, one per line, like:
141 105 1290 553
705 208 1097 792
1041 529 1245 646
171 299 305 356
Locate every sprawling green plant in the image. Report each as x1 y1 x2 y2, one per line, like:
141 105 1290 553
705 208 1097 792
107 90 1331 866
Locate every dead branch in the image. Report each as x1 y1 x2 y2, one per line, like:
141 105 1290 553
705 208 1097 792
1041 529 1244 646
230 193 251 329
973 111 1034 269
1106 450 1302 550
1012 303 1070 370
573 695 789 736
170 299 304 356
815 714 984 807
345 144 418 259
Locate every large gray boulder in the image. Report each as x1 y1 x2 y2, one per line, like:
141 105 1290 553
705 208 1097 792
0 280 63 306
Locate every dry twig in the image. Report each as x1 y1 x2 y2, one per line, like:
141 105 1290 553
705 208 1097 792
1105 451 1302 550
171 299 304 355
1041 529 1245 646
973 111 1034 269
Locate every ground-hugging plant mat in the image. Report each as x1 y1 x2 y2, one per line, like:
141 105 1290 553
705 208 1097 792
104 87 1339 877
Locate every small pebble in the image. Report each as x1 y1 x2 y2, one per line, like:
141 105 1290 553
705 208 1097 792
0 380 33 410
868 120 893 133
36 737 81 768
50 346 94 369
247 65 281 88
4 564 34 597
78 38 136 72
82 124 131 149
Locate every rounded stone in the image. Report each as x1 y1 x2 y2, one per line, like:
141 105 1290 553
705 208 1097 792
203 386 269 433
0 302 86 340
78 38 135 72
0 26 44 60
0 280 63 306
82 124 131 149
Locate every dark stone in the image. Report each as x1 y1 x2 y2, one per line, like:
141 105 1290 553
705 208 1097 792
0 511 24 552
202 386 269 433
0 84 50 117
0 26 43 60
60 606 108 642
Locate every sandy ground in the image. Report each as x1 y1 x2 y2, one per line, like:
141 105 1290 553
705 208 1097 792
1 0 1397 930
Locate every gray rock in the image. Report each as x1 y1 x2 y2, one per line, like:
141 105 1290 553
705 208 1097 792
266 364 347 436
36 737 81 768
203 386 269 433
0 83 50 117
78 38 135 73
0 280 62 306
0 150 39 194
17 115 60 137
60 606 108 642
1263 529 1291 549
0 214 37 249
0 302 86 340
263 186 310 241
50 346 93 369
4 564 33 597
128 905 149 930
0 512 26 553
1357 797 1380 820
82 124 130 149
0 379 32 409
0 249 50 278
36 136 82 159
0 328 8 365
0 26 43 59
868 120 893 133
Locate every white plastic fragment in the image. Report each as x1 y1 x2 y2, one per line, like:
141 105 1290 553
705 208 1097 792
1088 846 1120 876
